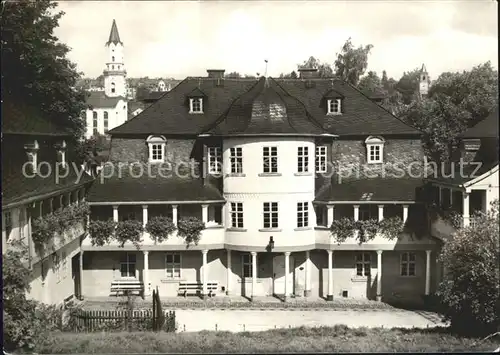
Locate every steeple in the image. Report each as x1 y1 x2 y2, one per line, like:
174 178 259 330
106 19 122 46
419 63 430 99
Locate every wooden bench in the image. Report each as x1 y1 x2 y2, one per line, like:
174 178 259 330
111 280 144 299
178 281 219 297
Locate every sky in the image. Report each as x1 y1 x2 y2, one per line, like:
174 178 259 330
54 0 498 80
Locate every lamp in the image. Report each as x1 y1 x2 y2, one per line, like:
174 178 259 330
267 236 275 251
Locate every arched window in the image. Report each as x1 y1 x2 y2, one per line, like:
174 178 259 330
146 135 167 163
112 56 115 62
111 82 116 93
365 136 385 164
104 111 109 133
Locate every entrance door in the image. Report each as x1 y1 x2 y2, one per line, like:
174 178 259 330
273 255 294 296
72 254 81 299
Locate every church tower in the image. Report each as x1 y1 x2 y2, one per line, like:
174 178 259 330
103 19 127 97
419 63 430 98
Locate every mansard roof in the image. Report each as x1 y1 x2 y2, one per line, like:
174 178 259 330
109 76 420 136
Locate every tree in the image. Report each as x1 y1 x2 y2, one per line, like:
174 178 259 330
334 38 373 86
437 200 500 336
1 0 87 139
136 85 151 101
279 71 298 79
225 71 242 79
358 71 383 93
299 56 333 78
395 68 421 104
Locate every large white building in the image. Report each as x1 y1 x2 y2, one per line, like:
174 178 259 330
84 20 128 139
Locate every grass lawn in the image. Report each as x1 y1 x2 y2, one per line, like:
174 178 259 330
35 325 500 353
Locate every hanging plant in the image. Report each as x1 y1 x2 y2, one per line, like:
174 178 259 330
177 217 205 246
88 219 116 246
115 220 144 248
145 216 177 243
378 217 405 240
330 217 355 244
356 219 379 244
32 213 59 252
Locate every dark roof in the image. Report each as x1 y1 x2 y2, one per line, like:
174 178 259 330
1 100 71 136
362 86 387 100
273 78 420 136
87 164 223 202
110 77 420 137
315 178 424 202
142 91 167 102
86 91 126 108
426 160 498 186
205 78 328 136
106 19 122 45
127 100 146 115
2 165 94 207
461 108 499 139
109 78 258 135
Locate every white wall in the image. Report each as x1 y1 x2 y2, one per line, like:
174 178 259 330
469 167 499 209
85 101 128 138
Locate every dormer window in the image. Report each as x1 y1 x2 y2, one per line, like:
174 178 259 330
327 99 342 115
147 135 166 163
189 98 203 114
24 140 39 172
365 136 385 164
55 140 67 167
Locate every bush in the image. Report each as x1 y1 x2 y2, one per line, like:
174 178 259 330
436 200 500 336
177 217 205 246
145 216 177 243
88 219 116 246
115 220 144 248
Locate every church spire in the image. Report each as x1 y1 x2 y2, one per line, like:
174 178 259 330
106 19 122 46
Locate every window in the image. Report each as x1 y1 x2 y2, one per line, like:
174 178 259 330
3 211 12 240
18 208 25 240
147 135 167 163
365 136 385 164
112 56 115 62
230 202 244 228
315 146 327 173
297 146 309 173
327 99 342 114
359 205 377 221
189 98 203 113
207 147 221 174
112 65 115 70
93 111 98 133
297 202 309 228
120 253 137 278
165 253 181 279
104 111 109 133
53 253 61 283
242 254 253 278
263 146 278 173
400 252 416 276
230 147 243 173
263 202 278 229
111 82 116 93
355 253 371 277
315 205 328 227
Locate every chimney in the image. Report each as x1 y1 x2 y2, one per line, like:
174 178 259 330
462 138 481 163
207 69 225 79
298 67 318 79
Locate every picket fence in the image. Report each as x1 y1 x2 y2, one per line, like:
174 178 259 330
70 308 176 332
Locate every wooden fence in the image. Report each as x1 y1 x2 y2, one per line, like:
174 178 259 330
70 309 176 332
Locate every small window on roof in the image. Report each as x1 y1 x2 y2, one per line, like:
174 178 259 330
189 98 203 114
327 99 342 115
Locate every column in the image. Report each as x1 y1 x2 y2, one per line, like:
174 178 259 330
449 188 454 210
304 250 311 297
327 204 334 227
67 192 72 206
142 205 148 228
49 198 54 213
221 203 226 227
402 205 409 224
438 186 442 207
143 251 150 297
226 249 232 295
251 251 257 301
353 205 360 221
463 192 470 227
202 250 208 299
79 251 84 300
376 250 383 302
81 188 86 203
113 205 119 222
172 205 178 226
202 204 209 224
59 195 64 209
284 252 290 301
425 250 432 295
378 205 384 222
39 201 43 217
326 250 333 301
